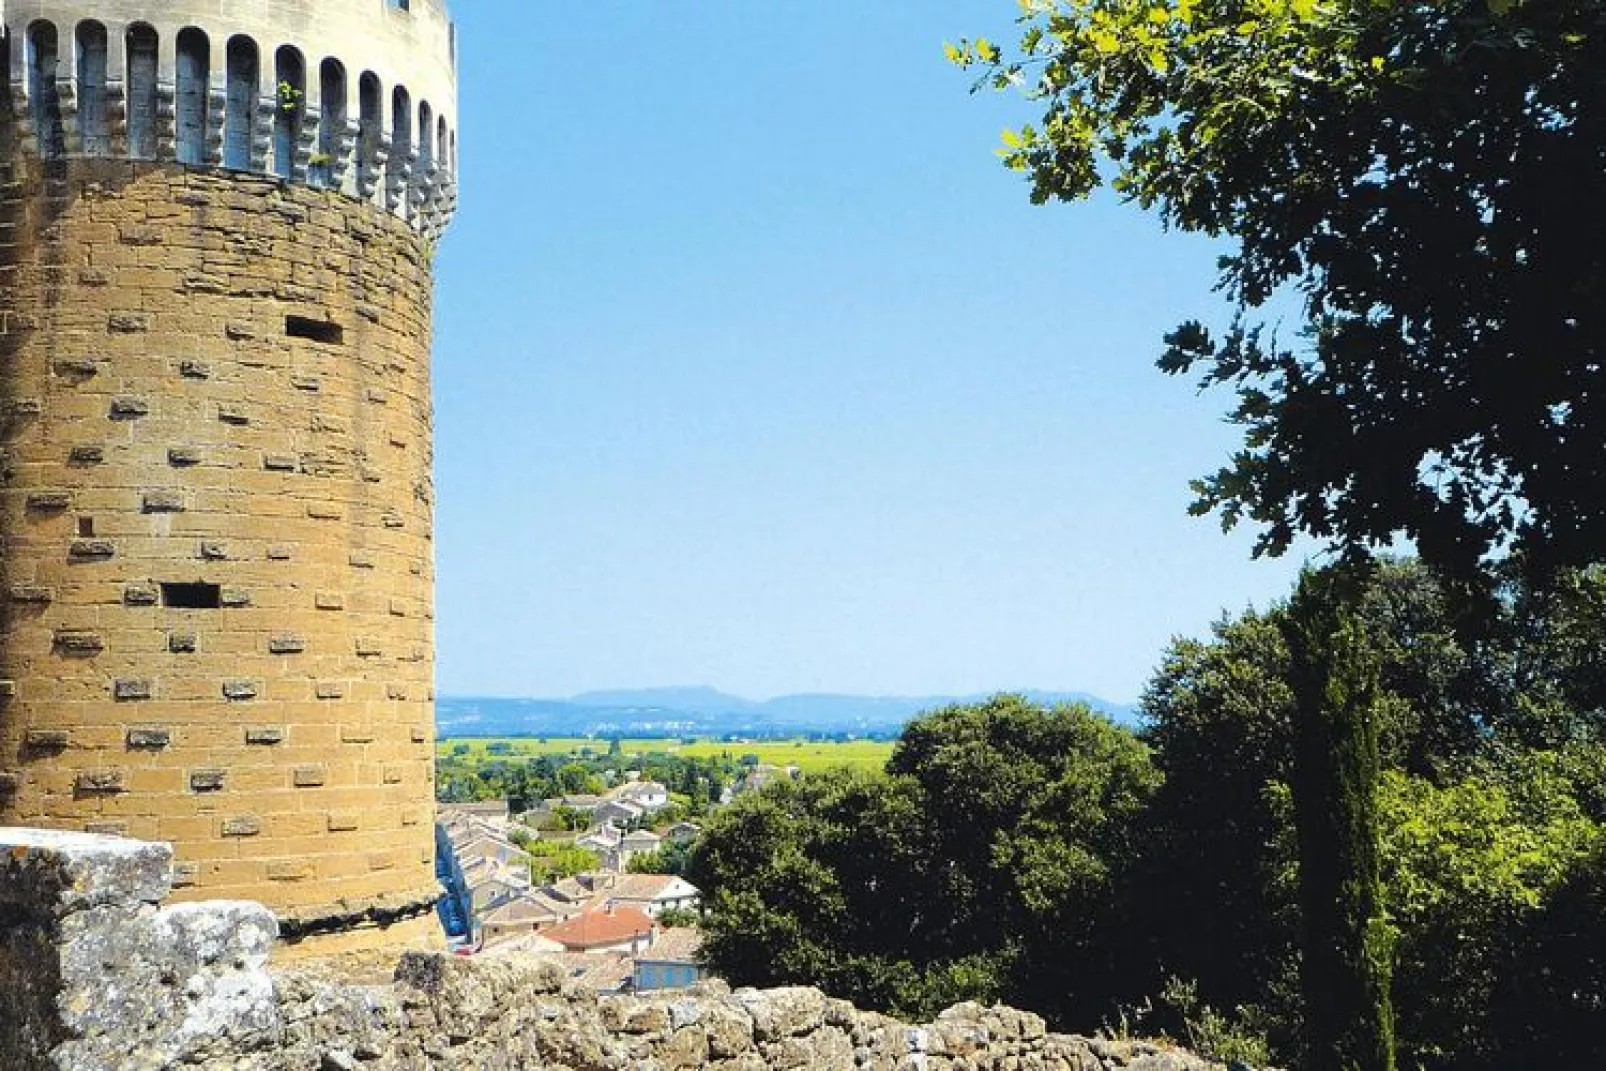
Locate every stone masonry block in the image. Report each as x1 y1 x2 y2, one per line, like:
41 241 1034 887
326 813 360 832
198 540 229 560
75 769 127 795
123 583 160 606
69 540 116 561
267 860 312 882
266 544 296 561
25 729 70 751
221 815 262 837
245 727 286 746
107 312 151 333
113 679 153 701
355 638 383 658
220 588 252 608
340 727 375 745
190 769 226 793
142 490 186 513
179 359 212 379
218 404 251 426
168 633 198 654
109 396 149 419
293 766 326 788
126 727 172 750
68 444 105 465
268 634 306 654
315 593 345 610
315 683 345 700
26 490 71 511
222 680 259 702
53 630 105 654
167 446 203 467
83 821 127 837
9 585 54 604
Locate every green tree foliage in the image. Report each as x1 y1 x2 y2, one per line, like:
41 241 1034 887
627 839 692 876
522 838 601 884
954 0 1606 582
1281 566 1395 1070
1141 560 1606 1066
689 696 1159 1023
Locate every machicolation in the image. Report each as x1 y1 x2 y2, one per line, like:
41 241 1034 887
0 0 458 952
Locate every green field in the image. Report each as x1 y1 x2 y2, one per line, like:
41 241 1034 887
437 736 895 773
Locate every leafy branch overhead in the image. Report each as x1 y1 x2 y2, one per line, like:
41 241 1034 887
949 0 1606 581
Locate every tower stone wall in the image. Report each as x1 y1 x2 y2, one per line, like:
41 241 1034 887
0 0 457 950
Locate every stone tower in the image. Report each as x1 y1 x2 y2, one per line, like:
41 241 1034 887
0 0 457 951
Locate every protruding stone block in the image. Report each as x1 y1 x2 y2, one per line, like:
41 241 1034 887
109 396 149 418
222 680 259 701
53 630 104 654
75 769 127 795
113 679 153 701
68 444 105 465
245 727 286 746
9 585 54 604
219 588 252 608
198 540 229 560
126 727 172 750
25 490 70 511
167 446 203 467
123 583 160 606
190 769 226 792
315 682 346 700
68 539 116 561
269 634 306 654
221 815 262 838
141 490 186 513
293 766 326 788
25 729 70 752
168 632 198 654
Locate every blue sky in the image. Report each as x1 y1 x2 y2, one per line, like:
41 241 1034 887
431 2 1307 704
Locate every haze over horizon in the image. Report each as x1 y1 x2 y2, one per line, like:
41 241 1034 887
431 2 1310 704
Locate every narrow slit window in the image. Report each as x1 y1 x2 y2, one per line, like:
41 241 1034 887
77 517 94 537
224 35 259 171
286 315 343 344
125 25 158 158
162 582 220 609
76 21 109 156
174 28 209 165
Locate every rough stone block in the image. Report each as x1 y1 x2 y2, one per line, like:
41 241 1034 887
123 583 160 606
293 766 327 788
221 815 262 837
340 727 375 744
53 630 105 654
168 632 198 654
219 588 252 608
245 727 285 746
263 454 297 472
9 585 54 604
126 727 172 750
68 444 105 465
198 540 229 560
142 490 185 513
113 679 153 701
109 396 149 418
224 321 257 341
267 860 312 882
83 821 127 837
348 551 375 569
178 359 212 379
218 404 251 426
75 769 127 795
25 729 70 751
315 682 346 700
308 502 344 520
53 357 101 378
107 311 152 333
170 862 201 888
266 544 296 561
268 634 306 655
0 829 172 915
68 539 116 561
167 446 203 467
316 593 345 610
355 638 383 658
0 771 20 796
222 680 259 702
190 769 226 793
26 490 71 511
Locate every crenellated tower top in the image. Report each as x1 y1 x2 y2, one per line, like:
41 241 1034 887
1 0 459 239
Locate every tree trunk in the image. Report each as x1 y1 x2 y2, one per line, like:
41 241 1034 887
1282 564 1396 1071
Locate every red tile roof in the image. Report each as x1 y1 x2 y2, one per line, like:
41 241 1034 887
540 906 656 951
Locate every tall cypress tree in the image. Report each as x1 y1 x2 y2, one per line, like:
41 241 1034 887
1282 564 1395 1071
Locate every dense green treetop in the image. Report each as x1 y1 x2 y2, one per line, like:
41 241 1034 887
954 0 1606 580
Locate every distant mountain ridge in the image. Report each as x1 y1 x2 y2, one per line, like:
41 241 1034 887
437 688 1141 739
